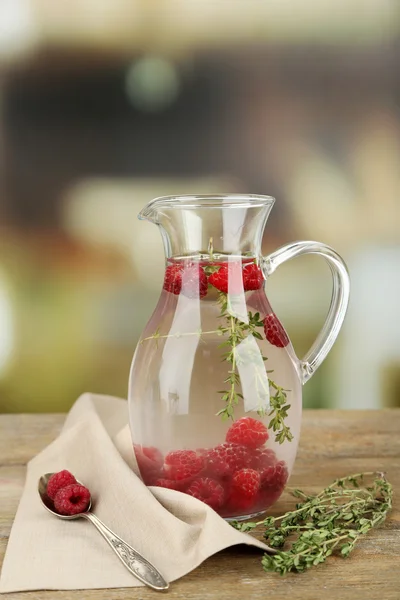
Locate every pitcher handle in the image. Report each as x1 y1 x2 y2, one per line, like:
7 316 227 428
262 241 350 384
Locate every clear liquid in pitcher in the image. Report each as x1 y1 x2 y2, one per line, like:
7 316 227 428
129 255 302 519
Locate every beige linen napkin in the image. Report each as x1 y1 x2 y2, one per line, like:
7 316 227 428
0 393 272 593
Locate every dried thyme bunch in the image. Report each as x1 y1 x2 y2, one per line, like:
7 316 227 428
232 472 393 574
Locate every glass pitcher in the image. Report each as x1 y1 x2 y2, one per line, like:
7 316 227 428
129 194 350 520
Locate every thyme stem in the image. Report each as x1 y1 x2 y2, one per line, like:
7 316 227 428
227 315 238 411
140 329 220 344
231 471 393 575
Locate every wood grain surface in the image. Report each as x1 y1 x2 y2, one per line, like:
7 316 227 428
0 410 399 600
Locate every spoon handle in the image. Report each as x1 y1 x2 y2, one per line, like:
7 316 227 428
82 512 169 591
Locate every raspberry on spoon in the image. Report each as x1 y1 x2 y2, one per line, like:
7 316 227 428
46 470 77 500
53 483 91 515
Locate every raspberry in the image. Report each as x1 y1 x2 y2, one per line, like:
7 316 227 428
263 314 289 348
243 264 264 291
46 470 77 500
226 416 269 449
187 477 225 510
53 484 91 515
256 461 288 510
229 468 260 509
253 487 284 511
163 264 182 295
134 445 164 483
260 460 289 491
205 443 253 474
250 447 277 470
164 450 205 481
204 455 232 481
208 262 243 294
181 265 208 299
163 264 208 299
153 478 188 491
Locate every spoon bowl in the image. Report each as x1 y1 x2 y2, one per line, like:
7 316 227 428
38 473 92 519
38 472 169 591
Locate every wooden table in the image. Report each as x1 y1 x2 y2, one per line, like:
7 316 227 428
1 410 399 600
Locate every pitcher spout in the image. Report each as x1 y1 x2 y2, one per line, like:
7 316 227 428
138 194 275 259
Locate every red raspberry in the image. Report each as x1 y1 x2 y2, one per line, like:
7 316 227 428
46 470 77 500
253 487 284 511
229 468 260 509
163 264 182 295
181 265 208 299
208 262 243 294
204 455 232 481
164 450 205 481
263 314 289 348
250 447 277 470
163 264 208 299
195 447 208 456
243 263 264 291
53 484 91 515
187 477 225 510
226 416 269 449
134 445 164 483
260 460 289 491
152 478 189 491
205 443 253 474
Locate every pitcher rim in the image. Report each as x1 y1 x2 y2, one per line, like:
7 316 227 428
139 194 275 219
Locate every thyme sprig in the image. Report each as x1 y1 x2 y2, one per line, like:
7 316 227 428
268 383 293 443
232 471 393 574
215 292 262 421
216 291 292 443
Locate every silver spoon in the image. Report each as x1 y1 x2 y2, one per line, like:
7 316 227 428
38 473 169 592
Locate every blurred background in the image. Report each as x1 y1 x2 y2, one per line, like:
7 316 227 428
0 0 399 413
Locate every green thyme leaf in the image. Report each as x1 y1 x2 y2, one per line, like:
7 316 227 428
232 471 393 575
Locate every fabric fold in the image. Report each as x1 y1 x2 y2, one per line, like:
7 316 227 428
0 393 271 593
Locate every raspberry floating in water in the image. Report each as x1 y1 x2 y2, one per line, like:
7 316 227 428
187 477 225 510
204 453 232 481
205 442 253 475
134 445 164 484
163 263 208 299
163 264 182 295
46 470 77 500
250 447 277 470
226 416 269 449
208 262 244 294
242 263 264 291
135 441 289 517
53 484 91 516
164 449 205 481
153 478 188 491
181 265 208 299
260 460 289 492
263 313 290 348
228 468 261 509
